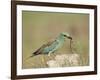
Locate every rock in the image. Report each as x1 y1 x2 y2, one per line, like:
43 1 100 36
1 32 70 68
47 53 80 67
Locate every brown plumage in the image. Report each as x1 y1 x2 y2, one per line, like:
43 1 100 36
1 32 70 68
31 40 56 56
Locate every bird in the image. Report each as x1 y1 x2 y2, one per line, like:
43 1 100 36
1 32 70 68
29 32 72 58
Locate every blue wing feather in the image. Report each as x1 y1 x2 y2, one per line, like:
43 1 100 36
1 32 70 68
43 40 59 53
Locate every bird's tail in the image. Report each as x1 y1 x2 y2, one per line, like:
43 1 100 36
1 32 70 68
25 53 37 61
24 49 41 62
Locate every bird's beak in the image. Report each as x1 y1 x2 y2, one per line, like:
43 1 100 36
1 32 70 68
67 36 72 40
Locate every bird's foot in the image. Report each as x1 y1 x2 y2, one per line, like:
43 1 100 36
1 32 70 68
48 53 51 56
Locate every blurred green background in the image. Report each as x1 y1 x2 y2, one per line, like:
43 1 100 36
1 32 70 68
22 11 89 69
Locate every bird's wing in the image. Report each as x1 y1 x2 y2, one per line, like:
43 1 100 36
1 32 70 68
32 44 46 56
32 40 56 56
45 40 56 46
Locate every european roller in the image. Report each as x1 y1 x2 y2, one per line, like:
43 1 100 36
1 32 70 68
30 32 72 57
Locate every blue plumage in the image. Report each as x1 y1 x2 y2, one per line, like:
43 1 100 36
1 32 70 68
31 32 72 57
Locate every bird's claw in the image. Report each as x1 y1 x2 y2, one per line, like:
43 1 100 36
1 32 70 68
48 53 51 56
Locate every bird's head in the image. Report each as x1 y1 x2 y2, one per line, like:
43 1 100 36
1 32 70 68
61 32 72 40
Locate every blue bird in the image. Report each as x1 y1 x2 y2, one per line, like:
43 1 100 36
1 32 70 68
30 32 72 57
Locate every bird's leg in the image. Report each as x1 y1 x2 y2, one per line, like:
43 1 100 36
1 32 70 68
48 48 56 56
48 51 52 56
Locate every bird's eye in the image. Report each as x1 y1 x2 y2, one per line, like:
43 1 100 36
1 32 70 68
64 35 67 37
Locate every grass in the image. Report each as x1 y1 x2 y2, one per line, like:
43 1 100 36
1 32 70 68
22 11 89 69
23 40 89 68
